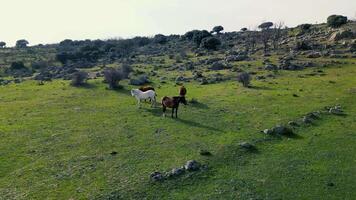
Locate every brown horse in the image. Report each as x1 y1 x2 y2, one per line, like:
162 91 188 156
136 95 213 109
139 86 155 92
161 96 187 118
179 86 187 97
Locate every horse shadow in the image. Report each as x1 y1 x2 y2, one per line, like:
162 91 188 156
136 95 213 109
189 102 209 109
176 118 223 132
248 85 273 90
112 87 132 96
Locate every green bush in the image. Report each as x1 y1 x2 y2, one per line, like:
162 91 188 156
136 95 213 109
327 15 348 28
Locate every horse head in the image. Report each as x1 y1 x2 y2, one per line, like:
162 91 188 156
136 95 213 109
180 96 187 105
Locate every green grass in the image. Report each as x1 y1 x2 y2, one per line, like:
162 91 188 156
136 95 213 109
0 62 356 199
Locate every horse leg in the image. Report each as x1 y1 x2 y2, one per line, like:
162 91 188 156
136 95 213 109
137 98 141 108
162 106 166 117
175 107 178 118
171 108 174 118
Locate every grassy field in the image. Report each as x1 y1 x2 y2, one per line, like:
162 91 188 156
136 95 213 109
0 60 356 199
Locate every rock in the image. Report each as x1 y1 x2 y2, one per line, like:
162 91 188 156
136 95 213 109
263 129 273 135
271 125 294 135
175 76 188 83
306 112 320 119
110 151 117 155
329 30 354 41
225 54 248 62
184 160 200 171
329 106 343 115
209 62 226 70
265 64 278 71
306 51 322 58
288 121 299 127
167 167 185 178
150 171 164 181
239 142 255 150
129 75 150 86
302 116 313 124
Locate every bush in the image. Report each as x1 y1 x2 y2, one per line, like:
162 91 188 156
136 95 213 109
237 72 251 87
10 61 26 70
200 37 221 50
103 68 123 89
71 71 88 86
299 24 312 31
327 15 348 28
31 61 48 70
295 40 312 51
15 39 29 48
212 26 224 34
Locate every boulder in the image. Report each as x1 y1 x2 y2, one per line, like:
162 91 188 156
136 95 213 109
329 30 354 41
150 172 164 181
184 160 200 171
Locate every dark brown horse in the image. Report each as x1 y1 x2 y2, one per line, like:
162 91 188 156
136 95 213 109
161 96 187 118
179 86 187 97
139 86 155 92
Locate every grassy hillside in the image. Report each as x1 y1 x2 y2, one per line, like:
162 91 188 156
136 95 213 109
0 59 355 199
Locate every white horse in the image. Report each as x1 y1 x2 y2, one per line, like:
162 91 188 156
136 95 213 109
131 89 156 108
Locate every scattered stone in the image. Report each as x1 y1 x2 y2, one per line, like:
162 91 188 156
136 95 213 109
150 171 164 181
167 167 185 178
288 121 299 127
110 151 117 156
302 116 313 124
265 64 278 71
263 129 273 135
329 106 343 115
272 125 294 136
239 142 255 150
293 94 299 97
184 160 200 171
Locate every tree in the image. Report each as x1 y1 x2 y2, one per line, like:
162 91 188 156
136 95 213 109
258 22 274 30
200 37 221 50
327 15 348 28
271 22 285 50
258 22 274 54
15 39 29 48
0 41 6 48
103 67 123 89
71 71 88 86
153 34 167 44
237 72 251 87
192 30 211 47
212 26 224 34
240 28 248 32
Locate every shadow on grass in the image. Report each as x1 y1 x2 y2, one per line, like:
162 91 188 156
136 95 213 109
176 118 224 132
248 85 273 90
111 86 132 96
189 102 209 109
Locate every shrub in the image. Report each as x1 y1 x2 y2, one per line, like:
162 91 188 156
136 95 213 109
103 68 123 89
31 61 48 70
10 61 26 70
120 64 133 79
15 39 29 48
299 24 312 31
0 41 6 48
237 72 251 87
295 40 312 51
212 26 224 34
200 37 221 50
71 71 88 86
153 34 167 44
258 22 274 30
327 15 348 28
